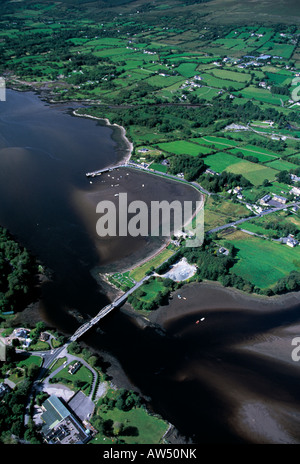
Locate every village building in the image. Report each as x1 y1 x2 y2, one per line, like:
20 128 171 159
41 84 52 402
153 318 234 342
272 194 287 205
290 186 300 196
286 235 299 248
218 247 229 256
41 395 90 444
259 194 271 205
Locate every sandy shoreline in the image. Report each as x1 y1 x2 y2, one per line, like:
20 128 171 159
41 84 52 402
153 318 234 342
72 109 133 166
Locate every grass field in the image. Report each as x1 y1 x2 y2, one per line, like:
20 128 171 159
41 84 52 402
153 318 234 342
204 152 246 173
157 140 213 157
229 147 279 163
239 86 289 106
129 247 175 281
210 68 251 83
265 159 298 171
239 221 275 237
136 278 166 303
225 160 279 186
224 230 300 288
150 163 168 173
52 362 93 395
192 136 241 148
91 405 168 444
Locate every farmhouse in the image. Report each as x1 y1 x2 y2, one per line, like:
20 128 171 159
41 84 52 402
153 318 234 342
272 194 287 205
68 361 81 375
233 186 242 194
259 194 271 205
290 186 300 196
291 174 300 183
286 235 299 248
0 382 11 398
218 247 229 256
205 168 218 176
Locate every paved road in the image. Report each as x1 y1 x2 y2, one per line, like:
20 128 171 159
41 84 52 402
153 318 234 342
207 201 300 234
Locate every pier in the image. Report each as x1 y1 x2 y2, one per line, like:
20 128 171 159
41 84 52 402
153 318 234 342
86 164 128 177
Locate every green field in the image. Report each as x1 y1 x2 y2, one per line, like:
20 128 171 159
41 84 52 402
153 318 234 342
150 163 168 173
91 405 168 444
210 68 251 83
225 230 300 288
229 147 279 163
239 86 289 106
257 41 295 59
265 159 298 171
200 72 245 90
204 152 247 173
136 278 166 303
158 140 213 157
225 160 279 186
192 136 241 148
129 248 175 281
239 221 275 237
176 62 199 78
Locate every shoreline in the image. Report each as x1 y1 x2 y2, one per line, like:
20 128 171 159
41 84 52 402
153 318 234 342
147 279 300 329
72 109 133 167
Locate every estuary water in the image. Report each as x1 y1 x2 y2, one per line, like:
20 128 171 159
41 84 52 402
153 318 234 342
1 90 300 444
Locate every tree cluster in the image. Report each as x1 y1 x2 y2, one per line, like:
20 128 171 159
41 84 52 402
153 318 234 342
168 154 207 181
0 227 38 314
198 171 252 192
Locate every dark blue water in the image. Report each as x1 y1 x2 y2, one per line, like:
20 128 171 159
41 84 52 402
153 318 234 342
2 90 300 444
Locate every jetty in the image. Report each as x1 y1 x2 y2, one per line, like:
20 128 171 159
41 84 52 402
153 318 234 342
86 164 128 177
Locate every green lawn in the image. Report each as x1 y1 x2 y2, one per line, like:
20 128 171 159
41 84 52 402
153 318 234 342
129 248 175 281
109 271 136 289
52 362 93 395
150 163 168 173
225 230 300 288
137 278 166 303
91 406 168 444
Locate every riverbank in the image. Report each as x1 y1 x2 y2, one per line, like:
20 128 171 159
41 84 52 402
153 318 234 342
146 279 300 328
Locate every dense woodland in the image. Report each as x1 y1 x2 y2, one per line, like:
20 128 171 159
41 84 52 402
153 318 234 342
0 227 38 314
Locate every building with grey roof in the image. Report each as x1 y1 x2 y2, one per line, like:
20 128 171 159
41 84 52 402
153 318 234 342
41 395 90 444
